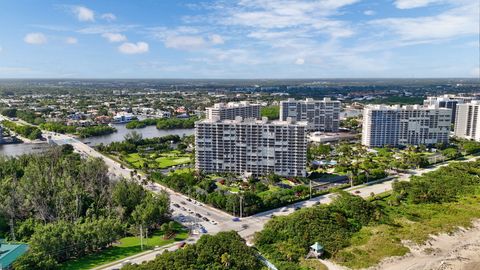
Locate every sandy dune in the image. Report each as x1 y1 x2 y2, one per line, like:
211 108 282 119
368 220 480 270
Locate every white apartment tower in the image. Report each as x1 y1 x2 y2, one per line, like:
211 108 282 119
362 105 451 148
205 101 261 121
424 95 478 124
195 117 308 177
280 98 341 132
454 101 480 142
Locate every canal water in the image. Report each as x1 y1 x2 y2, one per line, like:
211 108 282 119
0 124 194 157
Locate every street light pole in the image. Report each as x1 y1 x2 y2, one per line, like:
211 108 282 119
309 180 312 199
239 195 243 218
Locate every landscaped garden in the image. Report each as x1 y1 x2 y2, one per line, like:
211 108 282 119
97 132 194 170
123 150 191 169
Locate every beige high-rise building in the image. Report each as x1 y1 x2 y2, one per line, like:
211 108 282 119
454 101 480 142
362 104 451 148
280 98 341 131
195 117 308 177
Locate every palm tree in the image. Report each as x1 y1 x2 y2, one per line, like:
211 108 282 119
221 252 231 267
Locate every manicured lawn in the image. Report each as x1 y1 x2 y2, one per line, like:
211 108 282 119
123 153 145 168
60 223 189 270
122 152 191 169
155 156 191 168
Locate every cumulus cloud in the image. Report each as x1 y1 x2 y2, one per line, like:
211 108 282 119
209 34 224 45
65 37 78 44
295 58 305 65
24 33 47 44
102 32 127 42
364 10 375 16
72 6 95 22
101 13 116 22
118 42 149 54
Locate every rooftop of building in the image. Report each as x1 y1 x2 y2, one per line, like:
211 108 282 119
0 241 28 269
283 97 339 103
198 116 308 126
208 101 260 109
425 95 479 102
365 104 452 111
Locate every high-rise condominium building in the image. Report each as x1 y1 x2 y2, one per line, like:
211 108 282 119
423 95 478 124
454 101 480 142
195 117 308 177
279 98 341 132
362 105 451 148
205 101 261 121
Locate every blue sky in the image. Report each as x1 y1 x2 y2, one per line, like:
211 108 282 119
0 0 478 78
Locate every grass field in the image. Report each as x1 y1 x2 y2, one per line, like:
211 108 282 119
334 189 480 269
156 156 191 168
60 223 188 270
122 151 191 169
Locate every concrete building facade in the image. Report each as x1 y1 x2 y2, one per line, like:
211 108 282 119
195 117 308 177
362 105 451 147
424 95 478 124
205 101 261 121
454 101 480 142
279 98 341 132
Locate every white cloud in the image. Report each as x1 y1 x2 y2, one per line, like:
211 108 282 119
72 6 95 22
209 34 224 45
371 3 478 43
364 10 375 16
65 37 78 44
77 25 137 34
394 0 442 9
101 13 116 22
102 33 127 42
118 42 149 54
164 35 206 50
24 33 47 44
221 0 359 29
295 58 305 65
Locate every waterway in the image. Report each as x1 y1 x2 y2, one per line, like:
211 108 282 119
80 124 194 146
0 124 194 157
